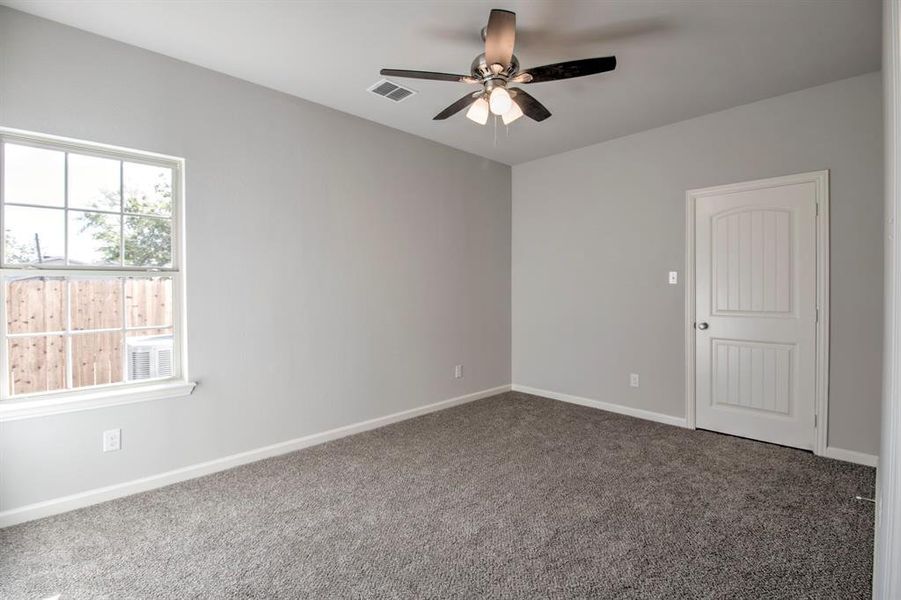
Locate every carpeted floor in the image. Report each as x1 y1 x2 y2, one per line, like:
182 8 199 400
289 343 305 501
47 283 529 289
0 392 876 599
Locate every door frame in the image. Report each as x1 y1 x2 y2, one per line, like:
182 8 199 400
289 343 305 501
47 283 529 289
877 1 901 594
683 170 830 456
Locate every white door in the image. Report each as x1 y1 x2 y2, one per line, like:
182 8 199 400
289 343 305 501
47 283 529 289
694 175 821 450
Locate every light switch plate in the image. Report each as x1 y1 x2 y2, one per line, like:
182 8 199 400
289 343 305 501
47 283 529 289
668 271 678 285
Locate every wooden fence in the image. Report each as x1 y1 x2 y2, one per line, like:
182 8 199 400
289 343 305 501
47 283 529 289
6 276 171 395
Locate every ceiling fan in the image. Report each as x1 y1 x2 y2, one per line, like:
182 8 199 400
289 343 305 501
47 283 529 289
380 9 616 125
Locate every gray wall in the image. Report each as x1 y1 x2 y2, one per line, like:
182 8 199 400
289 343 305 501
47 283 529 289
0 8 511 510
512 72 883 456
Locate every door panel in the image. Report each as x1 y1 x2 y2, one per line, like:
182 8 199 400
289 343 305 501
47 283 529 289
712 340 793 415
695 180 817 450
713 209 792 315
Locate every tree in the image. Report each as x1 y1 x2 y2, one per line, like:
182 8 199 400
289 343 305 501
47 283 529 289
4 229 36 264
80 174 172 266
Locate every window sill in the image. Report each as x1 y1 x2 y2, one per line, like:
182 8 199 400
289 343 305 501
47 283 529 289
0 380 196 422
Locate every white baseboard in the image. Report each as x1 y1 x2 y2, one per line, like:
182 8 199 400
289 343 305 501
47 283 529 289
821 445 879 467
511 384 689 429
0 384 511 529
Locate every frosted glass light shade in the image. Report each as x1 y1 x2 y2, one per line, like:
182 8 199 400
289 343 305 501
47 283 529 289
466 98 490 125
489 87 513 115
502 102 523 125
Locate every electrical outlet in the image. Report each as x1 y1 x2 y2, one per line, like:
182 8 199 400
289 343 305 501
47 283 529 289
454 364 463 379
668 271 678 285
630 373 640 388
102 428 121 453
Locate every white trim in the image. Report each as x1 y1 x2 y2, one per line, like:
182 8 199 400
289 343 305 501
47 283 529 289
814 174 831 457
0 127 182 169
684 190 697 429
876 1 901 597
511 384 689 429
0 380 196 421
821 446 879 468
683 171 830 457
0 384 511 528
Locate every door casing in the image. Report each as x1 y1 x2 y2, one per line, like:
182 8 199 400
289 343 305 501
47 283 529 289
684 170 829 456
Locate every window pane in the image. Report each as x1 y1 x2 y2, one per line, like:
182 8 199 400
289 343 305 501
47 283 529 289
8 335 66 396
71 331 124 389
124 215 171 267
3 143 65 207
4 205 65 265
126 328 173 381
68 153 120 211
5 276 67 334
124 162 172 216
71 278 123 331
126 277 172 328
68 210 121 266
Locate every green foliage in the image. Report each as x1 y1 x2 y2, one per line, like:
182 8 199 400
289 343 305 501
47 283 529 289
4 228 36 263
80 174 172 267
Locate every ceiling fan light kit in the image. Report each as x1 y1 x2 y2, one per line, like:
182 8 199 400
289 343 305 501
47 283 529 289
380 9 617 127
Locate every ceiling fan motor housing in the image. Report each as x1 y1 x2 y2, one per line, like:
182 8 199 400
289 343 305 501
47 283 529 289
471 53 519 85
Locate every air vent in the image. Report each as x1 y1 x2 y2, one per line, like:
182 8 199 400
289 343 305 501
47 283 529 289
368 79 416 103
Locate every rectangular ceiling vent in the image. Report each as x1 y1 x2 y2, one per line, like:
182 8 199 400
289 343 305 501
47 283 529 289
367 79 416 103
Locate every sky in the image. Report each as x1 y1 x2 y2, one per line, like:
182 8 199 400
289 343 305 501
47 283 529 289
3 143 172 266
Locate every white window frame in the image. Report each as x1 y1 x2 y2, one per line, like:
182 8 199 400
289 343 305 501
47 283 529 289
0 127 194 421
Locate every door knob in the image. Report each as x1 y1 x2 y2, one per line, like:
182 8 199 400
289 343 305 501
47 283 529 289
697 322 709 330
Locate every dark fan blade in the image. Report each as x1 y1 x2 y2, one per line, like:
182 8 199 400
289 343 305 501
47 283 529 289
433 93 481 120
518 56 616 83
485 9 516 68
510 88 551 122
380 69 477 83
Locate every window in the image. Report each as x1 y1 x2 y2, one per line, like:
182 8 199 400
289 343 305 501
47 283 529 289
0 129 191 416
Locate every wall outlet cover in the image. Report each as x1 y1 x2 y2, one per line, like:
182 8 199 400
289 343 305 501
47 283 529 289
630 373 640 388
102 428 122 453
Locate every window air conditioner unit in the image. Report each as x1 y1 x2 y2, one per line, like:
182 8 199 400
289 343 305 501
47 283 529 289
126 334 174 381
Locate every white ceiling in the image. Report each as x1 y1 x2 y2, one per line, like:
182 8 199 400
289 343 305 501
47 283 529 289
2 0 881 165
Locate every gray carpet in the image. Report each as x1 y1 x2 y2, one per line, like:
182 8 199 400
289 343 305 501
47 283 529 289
0 392 876 599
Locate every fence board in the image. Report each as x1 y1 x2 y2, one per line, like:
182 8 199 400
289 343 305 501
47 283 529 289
8 335 66 395
6 277 65 334
5 276 171 395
